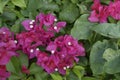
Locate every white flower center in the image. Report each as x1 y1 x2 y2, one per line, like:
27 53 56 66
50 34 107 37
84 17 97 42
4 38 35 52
32 20 35 22
30 25 34 28
55 68 58 71
29 22 33 25
68 42 72 46
36 48 39 51
67 66 70 69
63 67 66 70
14 40 17 44
54 18 57 22
54 26 57 30
29 20 35 25
30 49 34 53
51 50 55 54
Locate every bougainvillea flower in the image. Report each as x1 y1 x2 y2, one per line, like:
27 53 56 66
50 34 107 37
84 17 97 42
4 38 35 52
57 56 74 75
36 51 49 68
52 22 66 33
21 20 35 31
0 27 13 42
0 48 16 65
0 65 10 80
91 0 101 11
0 27 17 65
21 13 85 75
108 0 120 20
0 27 11 36
88 0 109 23
43 55 57 73
36 13 56 27
46 42 57 54
36 35 85 75
63 35 85 56
88 10 99 22
43 13 56 26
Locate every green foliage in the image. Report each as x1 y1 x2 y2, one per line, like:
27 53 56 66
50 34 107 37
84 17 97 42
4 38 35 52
1 0 120 80
91 23 120 38
50 74 63 80
0 0 9 13
90 40 118 75
71 14 96 40
59 3 79 23
11 0 26 8
103 49 120 74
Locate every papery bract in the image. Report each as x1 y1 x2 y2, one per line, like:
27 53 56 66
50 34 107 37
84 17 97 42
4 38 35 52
89 0 109 23
0 65 10 80
108 0 120 20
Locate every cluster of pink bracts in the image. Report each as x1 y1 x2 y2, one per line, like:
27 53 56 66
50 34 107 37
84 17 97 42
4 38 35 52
89 0 120 23
0 13 85 79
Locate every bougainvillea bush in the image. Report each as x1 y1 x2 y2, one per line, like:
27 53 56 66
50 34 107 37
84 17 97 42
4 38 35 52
1 0 120 80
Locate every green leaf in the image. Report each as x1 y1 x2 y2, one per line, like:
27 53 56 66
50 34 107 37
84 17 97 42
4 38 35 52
8 72 23 80
103 49 120 74
71 14 96 40
7 56 25 80
90 40 117 75
11 0 26 8
6 56 21 73
11 18 24 33
82 77 97 80
72 66 85 79
78 57 88 66
27 0 40 12
50 73 63 80
0 0 9 13
77 4 88 14
19 52 29 67
101 0 110 4
2 11 16 21
29 63 43 74
35 72 48 80
71 0 79 3
91 23 120 38
66 71 80 80
40 2 60 12
59 3 79 23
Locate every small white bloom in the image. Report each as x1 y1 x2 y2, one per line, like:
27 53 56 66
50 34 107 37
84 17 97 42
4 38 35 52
30 25 34 28
67 66 70 69
29 21 33 25
68 42 72 46
55 68 58 71
14 40 17 44
54 26 57 30
51 50 55 54
54 18 57 22
63 67 66 70
30 49 34 53
32 20 35 22
29 20 35 25
36 48 39 51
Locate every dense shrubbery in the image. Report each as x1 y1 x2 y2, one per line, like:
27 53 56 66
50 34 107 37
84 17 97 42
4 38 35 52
0 0 120 80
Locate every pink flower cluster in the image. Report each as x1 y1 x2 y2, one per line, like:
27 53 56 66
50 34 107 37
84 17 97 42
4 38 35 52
89 0 120 23
17 13 66 59
0 13 85 78
36 35 85 75
0 27 17 80
18 13 85 75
